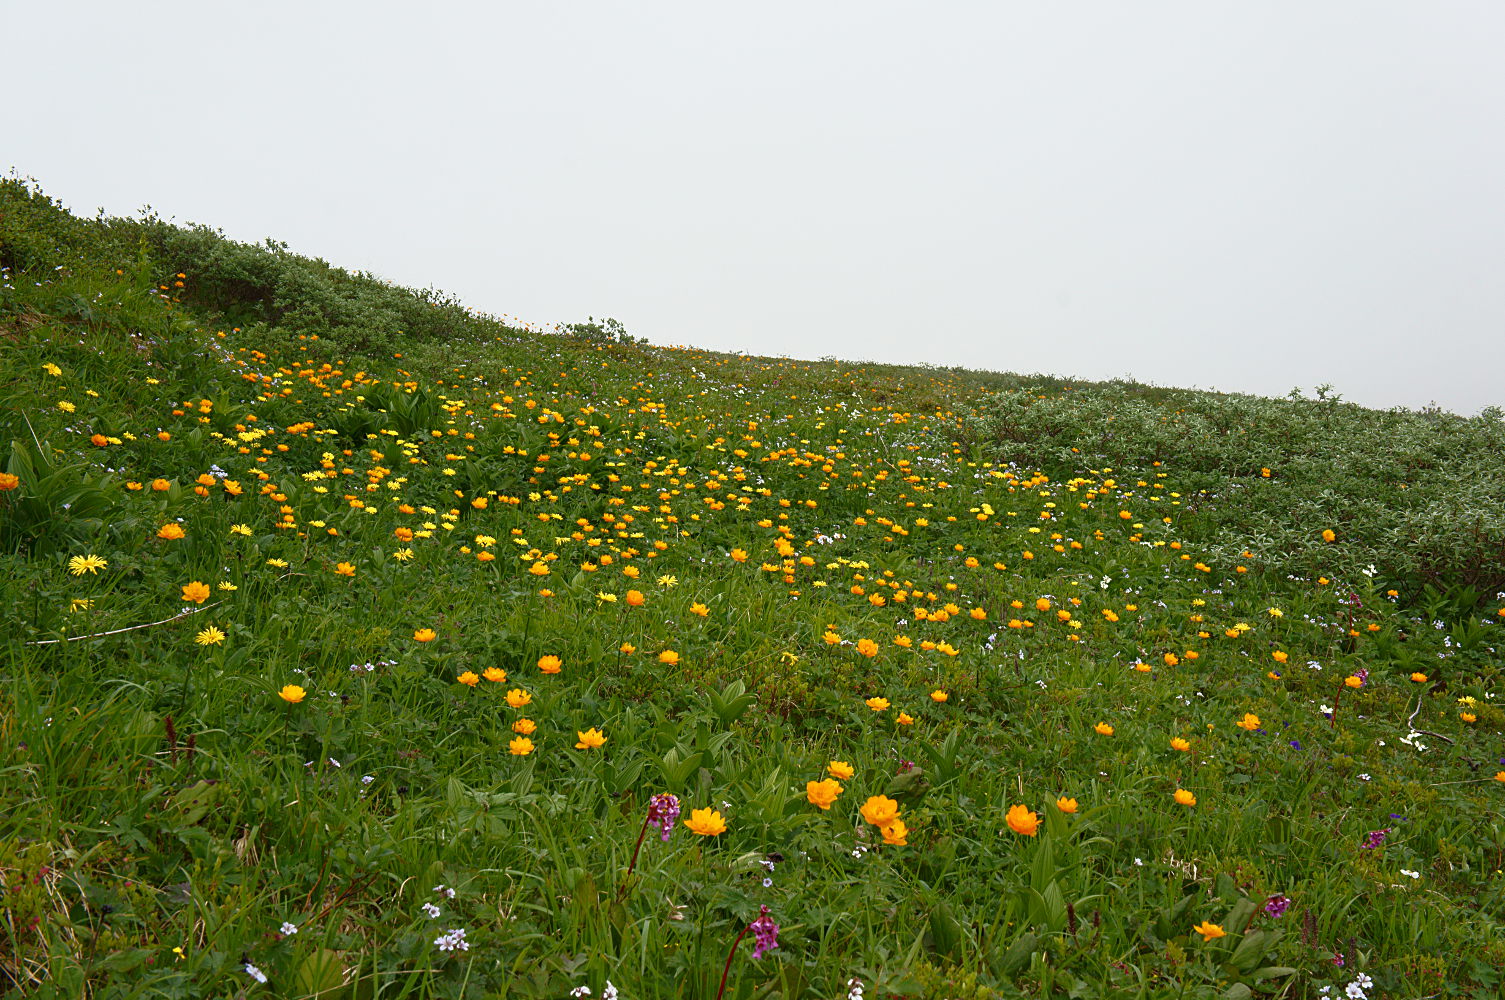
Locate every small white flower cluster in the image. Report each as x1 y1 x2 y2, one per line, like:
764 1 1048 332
434 927 468 952
846 977 865 1000
280 921 298 935
244 962 268 984
422 902 442 919
1319 973 1374 999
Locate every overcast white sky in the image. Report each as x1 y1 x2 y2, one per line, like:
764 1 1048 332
6 2 1502 413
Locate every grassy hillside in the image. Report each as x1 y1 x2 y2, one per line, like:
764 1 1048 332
2 177 1503 1000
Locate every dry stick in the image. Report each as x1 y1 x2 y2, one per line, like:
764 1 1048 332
1405 694 1456 746
25 600 227 645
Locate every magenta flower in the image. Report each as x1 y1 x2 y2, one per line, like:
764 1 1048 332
749 906 780 959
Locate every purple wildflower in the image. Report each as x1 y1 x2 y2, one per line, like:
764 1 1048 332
1264 894 1290 918
749 906 780 959
648 793 681 842
1359 828 1389 851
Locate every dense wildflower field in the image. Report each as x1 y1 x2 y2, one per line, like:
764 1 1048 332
2 180 1504 999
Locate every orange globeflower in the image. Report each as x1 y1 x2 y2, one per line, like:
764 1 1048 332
90 433 109 447
151 478 171 491
1174 788 1197 806
1322 529 1336 543
859 795 900 828
625 589 645 606
334 562 355 577
537 655 562 674
1055 797 1079 814
806 778 843 810
181 581 210 604
1235 713 1261 732
1005 804 1040 836
1094 722 1114 736
855 638 878 658
828 760 855 780
865 697 890 712
930 690 948 702
0 472 19 491
413 628 437 642
683 807 727 836
482 667 507 683
508 736 535 756
575 727 607 749
658 650 679 665
456 671 479 687
157 523 186 540
278 684 306 704
729 548 748 563
1170 736 1191 752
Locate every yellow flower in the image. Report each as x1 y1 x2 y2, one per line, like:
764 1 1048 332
865 697 890 712
896 712 914 726
658 650 680 665
575 727 607 749
1235 713 1261 731
413 628 437 642
1192 921 1225 942
619 642 636 654
806 778 843 810
828 760 855 780
68 554 108 576
512 717 537 734
1094 722 1114 736
230 523 253 537
1055 797 1078 814
506 688 532 708
181 581 210 603
456 671 479 687
528 561 550 576
537 655 562 674
1272 650 1288 663
1005 803 1040 836
930 690 948 703
1174 788 1196 807
859 795 901 828
483 667 507 683
334 562 355 577
509 736 535 756
689 602 709 617
195 626 226 646
683 807 727 836
279 684 306 704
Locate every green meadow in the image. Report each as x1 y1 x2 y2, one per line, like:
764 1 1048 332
2 177 1504 999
